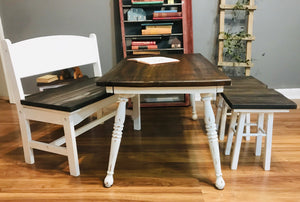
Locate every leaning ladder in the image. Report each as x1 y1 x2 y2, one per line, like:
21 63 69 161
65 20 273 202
218 0 256 76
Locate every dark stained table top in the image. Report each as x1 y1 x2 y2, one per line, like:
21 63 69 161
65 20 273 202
96 54 231 88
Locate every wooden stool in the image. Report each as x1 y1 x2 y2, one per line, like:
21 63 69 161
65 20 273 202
222 88 297 170
216 76 267 140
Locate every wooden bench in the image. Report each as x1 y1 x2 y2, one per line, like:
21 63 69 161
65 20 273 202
222 88 297 170
216 76 268 140
22 77 113 112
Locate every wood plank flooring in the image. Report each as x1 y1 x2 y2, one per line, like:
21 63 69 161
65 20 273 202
0 99 300 201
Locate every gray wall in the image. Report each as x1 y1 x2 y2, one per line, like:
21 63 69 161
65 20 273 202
0 0 299 95
192 0 300 88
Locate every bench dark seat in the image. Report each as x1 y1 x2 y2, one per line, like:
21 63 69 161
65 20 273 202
21 77 113 112
226 76 268 89
222 88 297 110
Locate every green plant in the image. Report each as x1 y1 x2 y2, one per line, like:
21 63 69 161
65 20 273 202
222 31 251 63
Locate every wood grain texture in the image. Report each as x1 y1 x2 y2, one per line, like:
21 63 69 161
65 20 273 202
21 78 112 112
96 54 231 87
222 88 297 109
1 99 300 201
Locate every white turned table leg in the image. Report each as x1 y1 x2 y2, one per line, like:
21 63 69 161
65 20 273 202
202 94 225 190
104 97 128 188
190 93 198 120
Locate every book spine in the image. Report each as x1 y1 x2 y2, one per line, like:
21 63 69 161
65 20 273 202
142 28 172 35
153 12 182 18
131 41 156 46
153 10 177 13
152 16 182 20
131 45 158 50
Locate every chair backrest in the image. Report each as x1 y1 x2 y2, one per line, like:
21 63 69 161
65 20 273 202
1 33 101 101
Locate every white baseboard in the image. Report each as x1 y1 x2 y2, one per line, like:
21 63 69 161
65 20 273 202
275 88 300 100
194 88 300 102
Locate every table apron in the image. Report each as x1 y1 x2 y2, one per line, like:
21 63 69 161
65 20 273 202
106 86 224 95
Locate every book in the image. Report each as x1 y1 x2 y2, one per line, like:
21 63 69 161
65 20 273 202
131 45 158 50
141 22 173 26
153 12 182 18
36 74 58 83
145 25 172 29
131 41 156 46
153 16 182 20
131 0 163 5
132 51 160 55
142 28 172 35
128 56 179 65
153 10 178 13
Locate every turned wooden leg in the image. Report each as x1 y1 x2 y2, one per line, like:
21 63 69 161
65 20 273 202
202 94 225 190
104 97 128 188
190 93 198 120
245 113 251 141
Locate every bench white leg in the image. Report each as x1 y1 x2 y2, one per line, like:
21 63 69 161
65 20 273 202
231 112 246 170
190 94 198 120
225 112 238 155
215 95 223 130
132 94 141 130
104 97 128 188
202 94 225 190
219 102 228 141
18 110 35 164
245 113 251 141
63 117 80 176
264 113 274 170
255 113 264 156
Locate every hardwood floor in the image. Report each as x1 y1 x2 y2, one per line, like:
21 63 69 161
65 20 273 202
0 99 299 201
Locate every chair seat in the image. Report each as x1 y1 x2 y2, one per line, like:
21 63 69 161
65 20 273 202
222 88 297 110
21 77 113 112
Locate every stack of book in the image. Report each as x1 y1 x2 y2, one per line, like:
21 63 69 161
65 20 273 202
141 22 173 35
131 41 158 50
36 74 58 83
153 10 182 20
131 0 163 4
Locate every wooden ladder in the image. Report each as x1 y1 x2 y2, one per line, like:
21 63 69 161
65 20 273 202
218 0 256 76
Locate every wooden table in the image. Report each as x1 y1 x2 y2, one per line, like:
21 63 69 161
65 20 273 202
97 53 231 189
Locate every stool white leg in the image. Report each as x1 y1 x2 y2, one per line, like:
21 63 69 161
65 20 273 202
225 112 238 155
264 113 274 170
219 102 228 141
215 95 223 130
132 94 141 130
245 113 251 141
255 113 264 156
231 112 246 170
190 94 198 120
202 94 225 190
104 97 128 188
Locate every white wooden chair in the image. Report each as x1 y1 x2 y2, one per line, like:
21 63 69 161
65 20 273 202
1 34 140 176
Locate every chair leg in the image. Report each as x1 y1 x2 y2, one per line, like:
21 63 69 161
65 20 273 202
255 113 264 156
219 101 228 141
225 112 238 155
190 94 198 120
104 97 128 188
215 95 223 130
63 118 80 176
264 113 274 170
132 94 141 130
231 112 246 170
18 111 35 164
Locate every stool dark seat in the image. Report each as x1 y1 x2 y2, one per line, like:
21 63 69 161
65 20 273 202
223 88 297 170
22 77 113 112
217 76 268 140
222 88 297 110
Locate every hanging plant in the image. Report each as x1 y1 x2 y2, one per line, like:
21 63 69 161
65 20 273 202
222 31 251 63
